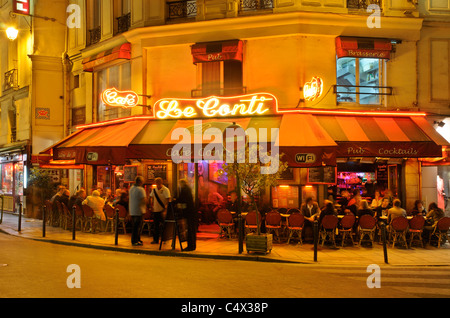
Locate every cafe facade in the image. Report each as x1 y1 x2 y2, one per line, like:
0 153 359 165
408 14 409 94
42 10 449 213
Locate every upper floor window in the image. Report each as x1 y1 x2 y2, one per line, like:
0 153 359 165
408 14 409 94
336 57 385 105
96 62 132 122
191 40 245 97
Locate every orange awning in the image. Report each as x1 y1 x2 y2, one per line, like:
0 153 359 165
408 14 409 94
315 115 448 157
82 43 131 72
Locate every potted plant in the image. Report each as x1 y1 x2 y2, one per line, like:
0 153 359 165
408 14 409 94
27 168 54 219
220 142 288 254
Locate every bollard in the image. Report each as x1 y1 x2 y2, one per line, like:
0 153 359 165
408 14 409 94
0 195 4 224
72 206 76 240
18 202 22 232
238 213 243 254
114 208 119 245
42 205 46 237
381 222 389 264
313 220 318 262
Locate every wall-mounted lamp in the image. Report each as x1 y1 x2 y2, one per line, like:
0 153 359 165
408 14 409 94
6 27 18 40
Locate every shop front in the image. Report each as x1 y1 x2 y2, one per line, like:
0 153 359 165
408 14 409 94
41 91 448 215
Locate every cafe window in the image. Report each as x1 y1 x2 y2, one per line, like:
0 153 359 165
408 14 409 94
96 62 132 122
336 57 386 105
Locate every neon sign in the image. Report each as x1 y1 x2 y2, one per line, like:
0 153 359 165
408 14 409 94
154 93 278 119
101 88 139 108
303 77 323 102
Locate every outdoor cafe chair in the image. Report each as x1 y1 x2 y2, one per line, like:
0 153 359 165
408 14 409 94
82 204 96 233
286 212 304 245
44 200 53 226
358 215 377 247
390 216 409 248
429 217 450 248
319 215 339 248
265 210 282 242
61 203 73 230
55 200 63 228
244 211 260 236
116 204 128 234
408 215 425 248
339 214 356 247
217 209 234 239
287 208 300 215
74 204 84 231
104 204 116 233
141 210 153 236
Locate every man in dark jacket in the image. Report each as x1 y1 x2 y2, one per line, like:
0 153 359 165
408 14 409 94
177 179 196 251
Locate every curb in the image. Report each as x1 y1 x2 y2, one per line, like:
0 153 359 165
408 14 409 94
0 226 306 265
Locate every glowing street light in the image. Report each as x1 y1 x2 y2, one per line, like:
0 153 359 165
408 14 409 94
6 27 19 40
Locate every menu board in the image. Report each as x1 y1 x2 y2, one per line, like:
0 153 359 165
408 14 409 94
123 165 138 183
271 185 299 209
307 166 336 184
376 165 388 181
146 164 167 181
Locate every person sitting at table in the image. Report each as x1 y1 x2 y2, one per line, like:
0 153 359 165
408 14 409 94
374 197 391 220
387 199 406 224
411 199 426 216
318 202 338 225
114 191 129 212
370 191 382 209
423 202 445 244
82 190 106 232
346 191 362 215
337 190 350 213
356 199 374 218
226 190 239 212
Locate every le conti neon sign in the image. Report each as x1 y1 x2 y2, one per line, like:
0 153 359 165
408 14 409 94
154 93 278 119
101 88 139 108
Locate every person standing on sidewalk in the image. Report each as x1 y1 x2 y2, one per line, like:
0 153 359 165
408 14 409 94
149 177 171 244
129 176 147 246
177 179 196 251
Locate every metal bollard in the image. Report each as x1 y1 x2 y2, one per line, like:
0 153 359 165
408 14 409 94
0 195 4 224
42 205 46 237
238 213 243 254
18 202 22 232
313 220 318 262
381 222 389 264
72 206 76 240
114 208 119 245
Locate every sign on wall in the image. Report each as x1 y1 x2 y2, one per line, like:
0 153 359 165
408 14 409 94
13 0 30 15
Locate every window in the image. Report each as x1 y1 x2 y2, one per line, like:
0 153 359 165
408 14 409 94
197 61 244 97
336 57 385 105
96 62 132 122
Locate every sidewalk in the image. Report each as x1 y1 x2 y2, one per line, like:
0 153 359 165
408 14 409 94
1 212 449 266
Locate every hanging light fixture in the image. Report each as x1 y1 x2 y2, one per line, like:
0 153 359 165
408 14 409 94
6 27 18 40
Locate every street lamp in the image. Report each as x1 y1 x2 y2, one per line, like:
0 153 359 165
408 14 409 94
6 27 18 40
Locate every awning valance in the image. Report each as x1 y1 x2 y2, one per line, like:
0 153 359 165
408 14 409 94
82 42 131 72
336 37 392 59
191 40 243 64
315 115 448 158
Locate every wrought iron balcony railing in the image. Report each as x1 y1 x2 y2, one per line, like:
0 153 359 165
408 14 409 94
191 86 248 98
88 26 101 45
347 0 382 10
239 0 274 12
4 69 18 91
167 0 197 20
117 12 131 34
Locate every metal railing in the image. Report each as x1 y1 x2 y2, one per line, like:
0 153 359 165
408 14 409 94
116 12 131 34
88 26 101 45
347 0 382 10
239 0 274 12
191 86 248 98
167 0 197 20
4 69 18 91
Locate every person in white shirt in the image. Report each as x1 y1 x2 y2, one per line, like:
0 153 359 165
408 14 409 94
129 176 147 246
149 177 171 244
